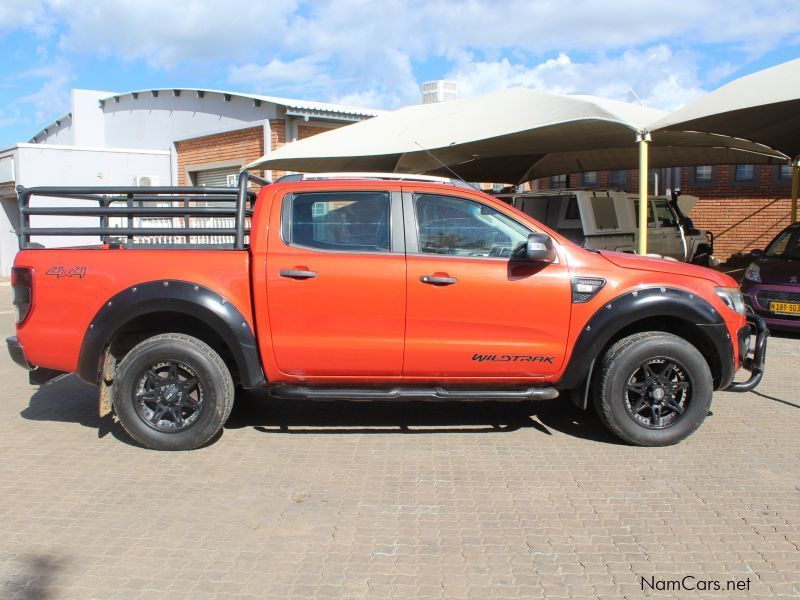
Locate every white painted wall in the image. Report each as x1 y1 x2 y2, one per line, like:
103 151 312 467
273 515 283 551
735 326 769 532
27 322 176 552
72 89 112 147
102 93 280 150
0 145 171 275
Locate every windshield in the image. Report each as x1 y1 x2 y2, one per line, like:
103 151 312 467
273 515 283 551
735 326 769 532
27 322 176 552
765 228 800 259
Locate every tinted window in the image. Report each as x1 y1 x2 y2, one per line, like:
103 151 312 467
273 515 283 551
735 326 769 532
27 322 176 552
564 196 581 221
289 192 390 252
634 200 656 228
415 194 529 257
765 228 800 259
654 201 678 228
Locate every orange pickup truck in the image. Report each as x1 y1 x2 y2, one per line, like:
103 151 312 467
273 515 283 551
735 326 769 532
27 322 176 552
7 172 768 450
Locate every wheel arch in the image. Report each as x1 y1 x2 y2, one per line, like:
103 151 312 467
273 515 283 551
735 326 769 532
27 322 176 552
559 287 735 406
77 280 265 389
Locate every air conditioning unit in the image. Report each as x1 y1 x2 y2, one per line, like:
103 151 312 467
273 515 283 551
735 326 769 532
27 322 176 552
226 173 239 187
134 175 159 187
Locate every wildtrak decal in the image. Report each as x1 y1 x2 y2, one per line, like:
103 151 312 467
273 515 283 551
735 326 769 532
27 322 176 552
472 354 554 364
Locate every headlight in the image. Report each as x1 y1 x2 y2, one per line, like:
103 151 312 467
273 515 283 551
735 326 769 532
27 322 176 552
715 287 746 316
744 262 761 282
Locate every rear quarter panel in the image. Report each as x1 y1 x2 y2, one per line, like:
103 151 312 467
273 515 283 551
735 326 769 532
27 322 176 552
14 249 252 373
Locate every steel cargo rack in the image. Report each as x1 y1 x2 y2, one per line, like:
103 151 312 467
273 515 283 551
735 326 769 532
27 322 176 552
15 170 271 250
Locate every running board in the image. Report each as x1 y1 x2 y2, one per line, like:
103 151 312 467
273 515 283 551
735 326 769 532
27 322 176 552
269 385 559 402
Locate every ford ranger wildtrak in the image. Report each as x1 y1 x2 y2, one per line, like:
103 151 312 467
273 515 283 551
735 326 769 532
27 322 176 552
7 172 767 450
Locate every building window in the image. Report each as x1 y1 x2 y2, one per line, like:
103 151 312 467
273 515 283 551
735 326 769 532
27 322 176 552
694 166 713 182
734 164 755 182
581 171 597 187
608 170 628 188
550 174 567 189
778 164 794 181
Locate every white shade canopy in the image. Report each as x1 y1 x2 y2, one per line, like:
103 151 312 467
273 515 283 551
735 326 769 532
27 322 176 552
650 57 800 159
248 87 786 183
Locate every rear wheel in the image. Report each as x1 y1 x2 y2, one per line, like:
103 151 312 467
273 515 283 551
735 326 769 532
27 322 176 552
112 333 234 450
594 332 713 446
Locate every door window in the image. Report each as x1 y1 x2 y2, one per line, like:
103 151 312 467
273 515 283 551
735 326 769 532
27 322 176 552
654 201 679 228
414 194 529 258
634 201 657 228
286 191 391 252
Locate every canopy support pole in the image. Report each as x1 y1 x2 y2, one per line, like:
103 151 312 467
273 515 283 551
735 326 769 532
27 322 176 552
637 132 651 255
792 159 799 224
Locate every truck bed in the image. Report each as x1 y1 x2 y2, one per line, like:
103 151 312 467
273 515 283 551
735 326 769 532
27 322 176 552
15 247 253 374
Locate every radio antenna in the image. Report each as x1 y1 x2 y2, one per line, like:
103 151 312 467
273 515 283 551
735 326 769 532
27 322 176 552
412 141 473 186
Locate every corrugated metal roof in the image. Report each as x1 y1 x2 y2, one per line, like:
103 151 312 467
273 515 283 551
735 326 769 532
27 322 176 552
30 88 384 143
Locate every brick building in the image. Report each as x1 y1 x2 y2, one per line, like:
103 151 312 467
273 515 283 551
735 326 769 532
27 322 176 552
532 164 795 264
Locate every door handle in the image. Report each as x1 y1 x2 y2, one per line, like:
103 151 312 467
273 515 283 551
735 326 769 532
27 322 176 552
420 275 457 285
280 269 317 279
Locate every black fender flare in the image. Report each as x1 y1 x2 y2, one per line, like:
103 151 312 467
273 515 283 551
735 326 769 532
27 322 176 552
557 286 735 401
77 280 265 388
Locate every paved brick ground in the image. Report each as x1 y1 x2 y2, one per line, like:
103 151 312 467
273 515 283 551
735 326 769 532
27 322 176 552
0 284 798 599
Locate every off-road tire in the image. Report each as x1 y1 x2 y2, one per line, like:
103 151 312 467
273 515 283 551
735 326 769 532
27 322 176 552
594 332 713 446
112 333 234 451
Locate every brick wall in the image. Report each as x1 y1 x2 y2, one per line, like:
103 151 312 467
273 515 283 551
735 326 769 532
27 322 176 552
683 165 793 263
269 119 287 180
298 125 329 140
175 126 265 185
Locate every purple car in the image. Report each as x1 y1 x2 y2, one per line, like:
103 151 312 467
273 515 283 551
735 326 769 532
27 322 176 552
741 223 800 332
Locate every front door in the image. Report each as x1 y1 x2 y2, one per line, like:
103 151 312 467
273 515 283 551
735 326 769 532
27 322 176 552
266 189 406 377
652 199 685 260
402 191 572 379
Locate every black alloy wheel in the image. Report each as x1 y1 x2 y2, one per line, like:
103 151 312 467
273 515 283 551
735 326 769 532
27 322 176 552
134 360 205 432
623 358 691 429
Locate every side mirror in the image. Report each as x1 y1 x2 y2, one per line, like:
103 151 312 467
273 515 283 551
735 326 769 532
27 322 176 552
517 232 556 263
750 249 764 259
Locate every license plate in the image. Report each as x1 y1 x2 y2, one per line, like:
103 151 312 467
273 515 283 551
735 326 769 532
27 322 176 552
769 301 800 315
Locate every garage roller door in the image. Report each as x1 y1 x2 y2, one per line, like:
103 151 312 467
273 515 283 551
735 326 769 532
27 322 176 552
194 167 239 188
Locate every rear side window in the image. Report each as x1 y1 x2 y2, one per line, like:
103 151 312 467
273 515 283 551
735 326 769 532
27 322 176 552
287 192 390 252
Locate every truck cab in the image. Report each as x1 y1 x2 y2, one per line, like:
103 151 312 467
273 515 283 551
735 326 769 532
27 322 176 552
7 172 766 451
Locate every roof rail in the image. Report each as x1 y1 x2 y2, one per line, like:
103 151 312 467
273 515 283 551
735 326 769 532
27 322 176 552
274 172 477 189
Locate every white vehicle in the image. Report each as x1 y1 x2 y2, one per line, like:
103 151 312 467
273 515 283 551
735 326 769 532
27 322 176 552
497 190 715 265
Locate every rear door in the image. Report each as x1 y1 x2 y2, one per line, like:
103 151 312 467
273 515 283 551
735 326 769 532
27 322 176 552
402 190 571 379
266 189 406 376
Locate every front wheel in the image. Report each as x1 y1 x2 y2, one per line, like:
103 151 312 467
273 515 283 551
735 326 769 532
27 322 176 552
594 332 713 446
112 333 234 450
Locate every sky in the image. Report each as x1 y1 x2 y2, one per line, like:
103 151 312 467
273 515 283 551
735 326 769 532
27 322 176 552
1 0 799 148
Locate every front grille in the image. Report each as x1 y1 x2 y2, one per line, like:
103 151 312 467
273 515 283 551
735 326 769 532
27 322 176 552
757 290 800 306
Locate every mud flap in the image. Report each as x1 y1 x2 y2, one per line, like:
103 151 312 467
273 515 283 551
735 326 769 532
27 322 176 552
570 359 596 410
98 350 117 418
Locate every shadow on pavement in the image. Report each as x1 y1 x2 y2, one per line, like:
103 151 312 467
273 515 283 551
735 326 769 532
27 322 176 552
3 554 65 600
18 375 623 446
229 388 622 444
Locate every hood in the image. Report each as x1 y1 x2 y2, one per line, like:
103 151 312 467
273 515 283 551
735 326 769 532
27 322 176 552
599 251 733 286
753 258 800 285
